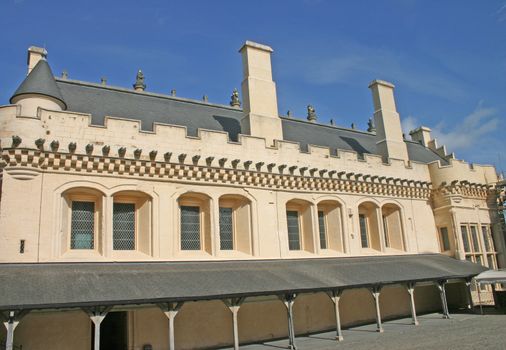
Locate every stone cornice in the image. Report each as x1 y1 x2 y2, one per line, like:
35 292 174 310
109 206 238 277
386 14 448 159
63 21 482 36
1 148 432 199
432 181 494 200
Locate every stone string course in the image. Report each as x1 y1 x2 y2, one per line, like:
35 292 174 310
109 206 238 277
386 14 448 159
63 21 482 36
1 148 435 199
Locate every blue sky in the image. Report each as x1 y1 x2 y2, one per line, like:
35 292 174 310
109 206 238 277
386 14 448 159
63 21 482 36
1 0 505 172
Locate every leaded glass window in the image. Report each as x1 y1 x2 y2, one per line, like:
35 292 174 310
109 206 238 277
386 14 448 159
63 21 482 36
470 225 480 253
359 214 369 248
318 211 327 249
71 201 94 249
220 207 234 250
440 227 450 251
113 203 136 250
461 225 470 252
482 225 493 252
286 210 301 250
382 215 390 248
181 206 201 250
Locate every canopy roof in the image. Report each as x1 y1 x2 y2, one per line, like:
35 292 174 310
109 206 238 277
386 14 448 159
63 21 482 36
0 254 485 311
474 269 506 284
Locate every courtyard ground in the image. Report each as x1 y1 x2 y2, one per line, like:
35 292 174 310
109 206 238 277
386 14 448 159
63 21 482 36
224 310 506 349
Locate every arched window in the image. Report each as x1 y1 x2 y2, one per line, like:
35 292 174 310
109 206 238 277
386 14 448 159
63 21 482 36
62 187 104 254
218 195 252 254
317 200 345 252
178 193 212 254
112 191 152 254
285 199 315 253
358 201 381 251
381 203 405 251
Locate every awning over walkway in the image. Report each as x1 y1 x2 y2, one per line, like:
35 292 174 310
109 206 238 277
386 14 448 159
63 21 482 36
474 269 506 285
0 254 486 311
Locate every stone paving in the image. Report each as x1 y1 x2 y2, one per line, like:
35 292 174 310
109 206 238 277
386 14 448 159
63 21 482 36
225 310 506 350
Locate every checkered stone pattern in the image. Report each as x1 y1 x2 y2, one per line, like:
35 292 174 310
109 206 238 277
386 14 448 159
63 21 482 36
71 201 94 249
113 203 135 250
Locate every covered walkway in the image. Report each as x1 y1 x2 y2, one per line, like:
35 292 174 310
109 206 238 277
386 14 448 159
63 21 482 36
0 254 487 350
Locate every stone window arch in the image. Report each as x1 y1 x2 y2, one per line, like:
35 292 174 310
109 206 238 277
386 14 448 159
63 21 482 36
285 199 315 253
316 200 345 252
218 194 253 254
62 187 105 254
381 203 406 251
178 192 212 254
358 201 381 251
111 190 152 255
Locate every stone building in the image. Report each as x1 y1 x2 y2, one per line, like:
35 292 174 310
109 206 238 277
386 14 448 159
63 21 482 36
0 41 503 350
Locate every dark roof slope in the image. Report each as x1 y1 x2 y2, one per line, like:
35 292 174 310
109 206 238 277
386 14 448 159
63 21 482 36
55 79 244 141
0 254 485 310
9 63 447 164
9 60 66 108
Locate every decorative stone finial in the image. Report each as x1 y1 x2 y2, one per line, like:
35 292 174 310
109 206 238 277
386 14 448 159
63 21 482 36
230 88 241 108
351 123 356 129
100 77 107 86
61 70 68 79
11 135 22 148
287 110 292 118
68 142 77 153
133 70 146 91
203 95 208 102
367 118 376 132
171 89 177 97
118 147 126 158
330 119 335 126
307 105 317 122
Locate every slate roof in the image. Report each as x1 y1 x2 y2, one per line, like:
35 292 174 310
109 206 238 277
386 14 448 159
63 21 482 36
0 254 485 310
10 60 66 108
9 62 447 164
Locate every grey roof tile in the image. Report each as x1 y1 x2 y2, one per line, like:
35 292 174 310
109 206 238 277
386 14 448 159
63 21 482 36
10 60 66 108
0 254 485 310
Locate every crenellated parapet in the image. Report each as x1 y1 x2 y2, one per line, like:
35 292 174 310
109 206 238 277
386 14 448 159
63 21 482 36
0 105 434 184
428 158 498 188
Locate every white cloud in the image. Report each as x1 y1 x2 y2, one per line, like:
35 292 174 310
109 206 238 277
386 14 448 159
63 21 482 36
402 102 501 152
289 43 466 101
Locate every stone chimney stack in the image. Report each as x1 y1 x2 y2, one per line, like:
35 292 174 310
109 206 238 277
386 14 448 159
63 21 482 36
409 126 432 147
27 46 47 75
239 41 283 146
368 80 408 161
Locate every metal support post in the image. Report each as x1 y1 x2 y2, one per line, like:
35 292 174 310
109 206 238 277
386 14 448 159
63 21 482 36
406 283 419 325
84 306 112 350
223 297 245 350
159 302 184 350
327 289 344 341
371 286 384 333
280 293 297 350
465 279 474 311
2 310 29 350
437 280 450 319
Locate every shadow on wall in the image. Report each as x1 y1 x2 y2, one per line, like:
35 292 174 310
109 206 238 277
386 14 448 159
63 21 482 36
213 116 241 142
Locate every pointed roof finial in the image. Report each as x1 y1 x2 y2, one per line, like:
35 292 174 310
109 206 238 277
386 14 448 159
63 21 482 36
171 89 177 96
203 95 209 102
133 69 146 91
351 123 356 129
330 118 335 126
367 118 376 132
100 77 107 86
61 70 68 79
287 110 292 118
230 88 241 107
307 105 317 122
